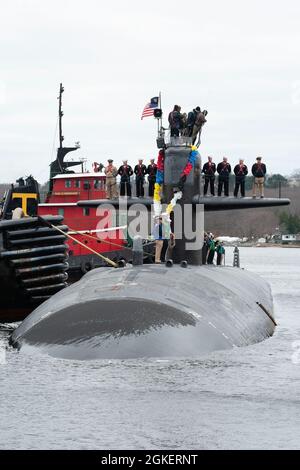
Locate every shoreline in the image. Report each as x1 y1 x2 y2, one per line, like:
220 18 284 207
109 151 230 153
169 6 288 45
229 244 300 248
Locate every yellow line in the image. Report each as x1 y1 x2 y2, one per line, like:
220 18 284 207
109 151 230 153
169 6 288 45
50 223 119 268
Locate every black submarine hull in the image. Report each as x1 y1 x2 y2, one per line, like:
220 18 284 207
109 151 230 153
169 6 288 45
10 264 275 360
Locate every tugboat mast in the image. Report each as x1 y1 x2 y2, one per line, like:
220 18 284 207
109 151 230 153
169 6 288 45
49 84 83 188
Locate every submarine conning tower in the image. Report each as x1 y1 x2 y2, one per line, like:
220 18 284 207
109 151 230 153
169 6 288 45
163 143 202 265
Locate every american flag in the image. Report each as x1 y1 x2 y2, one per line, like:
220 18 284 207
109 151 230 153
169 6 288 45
141 96 159 119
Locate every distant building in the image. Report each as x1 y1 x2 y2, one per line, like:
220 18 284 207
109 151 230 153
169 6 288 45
281 234 300 244
216 236 241 245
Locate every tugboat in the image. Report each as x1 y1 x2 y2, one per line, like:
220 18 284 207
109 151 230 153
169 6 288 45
2 84 150 281
38 84 151 279
10 112 291 359
0 84 134 322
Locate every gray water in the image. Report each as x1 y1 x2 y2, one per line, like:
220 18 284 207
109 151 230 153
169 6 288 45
0 247 299 450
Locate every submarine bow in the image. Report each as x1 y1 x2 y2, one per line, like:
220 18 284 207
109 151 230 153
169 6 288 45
10 264 276 360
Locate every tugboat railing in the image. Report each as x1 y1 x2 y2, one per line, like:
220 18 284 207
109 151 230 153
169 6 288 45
0 187 13 220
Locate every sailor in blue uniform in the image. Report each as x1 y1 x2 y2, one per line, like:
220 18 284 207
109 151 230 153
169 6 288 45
217 157 232 197
234 159 248 197
118 160 133 197
147 159 157 197
134 159 147 198
202 156 216 196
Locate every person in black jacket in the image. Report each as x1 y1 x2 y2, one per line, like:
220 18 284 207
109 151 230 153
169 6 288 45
202 232 210 264
202 156 216 196
234 159 248 197
147 158 157 197
252 157 267 198
134 159 147 197
168 105 183 137
118 160 133 196
217 157 231 196
186 107 200 137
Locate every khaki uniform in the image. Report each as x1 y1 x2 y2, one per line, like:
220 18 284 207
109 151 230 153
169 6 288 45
253 177 265 197
153 218 171 263
192 112 207 142
104 165 118 199
252 162 267 198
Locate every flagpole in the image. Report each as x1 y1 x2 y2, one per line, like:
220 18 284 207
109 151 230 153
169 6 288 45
156 92 160 135
159 91 162 133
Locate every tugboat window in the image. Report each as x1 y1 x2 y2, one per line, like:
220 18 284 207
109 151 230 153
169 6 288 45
12 197 22 209
83 208 90 216
83 181 90 190
58 208 64 216
27 198 38 217
74 180 81 188
65 180 72 188
94 180 100 189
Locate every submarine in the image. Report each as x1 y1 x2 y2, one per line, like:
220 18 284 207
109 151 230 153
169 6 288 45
10 124 290 360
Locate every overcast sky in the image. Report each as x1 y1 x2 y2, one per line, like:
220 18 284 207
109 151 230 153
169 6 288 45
0 0 299 183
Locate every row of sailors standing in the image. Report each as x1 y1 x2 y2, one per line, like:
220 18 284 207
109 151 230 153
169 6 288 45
103 155 267 199
104 158 157 199
202 156 267 198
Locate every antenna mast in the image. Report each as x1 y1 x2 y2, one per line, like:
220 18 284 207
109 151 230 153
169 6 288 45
58 83 64 149
49 83 82 189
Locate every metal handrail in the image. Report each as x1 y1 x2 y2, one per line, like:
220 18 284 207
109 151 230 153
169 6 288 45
161 128 201 149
